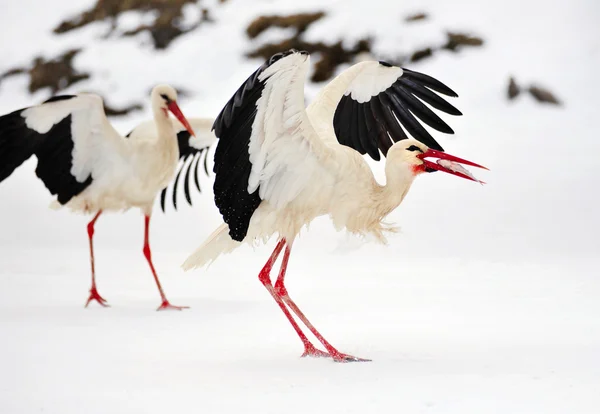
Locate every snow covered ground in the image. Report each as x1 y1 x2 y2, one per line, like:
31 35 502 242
1 0 599 413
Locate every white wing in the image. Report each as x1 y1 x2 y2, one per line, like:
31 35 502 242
0 93 128 204
248 52 334 208
211 50 335 241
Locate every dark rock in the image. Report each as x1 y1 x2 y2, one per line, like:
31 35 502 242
410 48 433 62
442 32 484 51
246 12 326 39
0 49 90 95
54 0 212 50
529 85 561 105
404 12 428 22
508 76 520 99
247 38 371 83
246 12 371 83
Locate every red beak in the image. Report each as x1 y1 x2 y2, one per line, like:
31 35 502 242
167 101 196 137
417 149 488 183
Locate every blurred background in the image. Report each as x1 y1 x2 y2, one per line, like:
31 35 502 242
1 0 598 263
1 0 599 263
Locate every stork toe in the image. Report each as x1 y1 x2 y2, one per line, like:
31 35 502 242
156 300 189 311
85 288 109 308
301 343 330 358
330 351 371 363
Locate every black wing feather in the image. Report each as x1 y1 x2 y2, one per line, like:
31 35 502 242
391 84 454 133
360 103 381 160
332 63 462 158
211 49 302 241
192 153 202 193
401 68 458 97
160 184 167 212
377 94 410 142
369 98 394 156
159 130 212 213
396 77 462 116
332 95 352 145
333 96 358 154
0 102 93 204
350 100 364 154
387 92 442 150
171 156 187 211
183 154 196 206
0 109 40 183
202 148 209 175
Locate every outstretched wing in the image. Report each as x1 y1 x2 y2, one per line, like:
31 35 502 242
125 117 216 212
0 94 125 204
331 61 462 159
159 118 216 212
212 49 333 241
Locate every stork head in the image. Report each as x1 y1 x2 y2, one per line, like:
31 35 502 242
388 139 487 183
151 84 195 137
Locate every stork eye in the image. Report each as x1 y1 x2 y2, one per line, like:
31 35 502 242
406 145 423 153
160 93 171 103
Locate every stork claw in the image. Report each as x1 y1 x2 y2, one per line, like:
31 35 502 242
85 287 109 308
301 343 371 362
301 343 330 358
156 300 189 311
330 352 372 363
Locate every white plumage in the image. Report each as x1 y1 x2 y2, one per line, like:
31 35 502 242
0 84 216 310
344 62 403 103
182 50 487 362
247 53 330 209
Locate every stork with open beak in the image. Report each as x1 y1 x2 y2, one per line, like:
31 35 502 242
182 50 487 361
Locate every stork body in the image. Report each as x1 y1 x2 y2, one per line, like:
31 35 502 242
0 85 215 309
183 50 486 361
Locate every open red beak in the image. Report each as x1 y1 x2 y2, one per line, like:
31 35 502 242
417 149 488 183
167 101 196 137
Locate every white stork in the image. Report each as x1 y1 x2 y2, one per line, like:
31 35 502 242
182 50 487 361
0 85 216 310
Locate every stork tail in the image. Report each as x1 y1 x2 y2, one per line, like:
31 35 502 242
181 223 240 270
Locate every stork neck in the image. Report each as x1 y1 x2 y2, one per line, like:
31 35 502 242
153 106 175 139
375 162 416 216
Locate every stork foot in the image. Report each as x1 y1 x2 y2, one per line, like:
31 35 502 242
85 288 109 308
157 300 189 311
301 343 330 358
329 351 371 363
301 343 371 362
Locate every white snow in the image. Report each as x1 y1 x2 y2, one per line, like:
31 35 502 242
1 0 599 412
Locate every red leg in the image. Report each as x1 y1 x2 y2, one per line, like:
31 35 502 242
274 241 370 363
143 215 188 311
258 239 327 358
85 210 109 308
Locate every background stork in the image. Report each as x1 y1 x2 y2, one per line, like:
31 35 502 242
0 85 215 310
182 50 487 361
